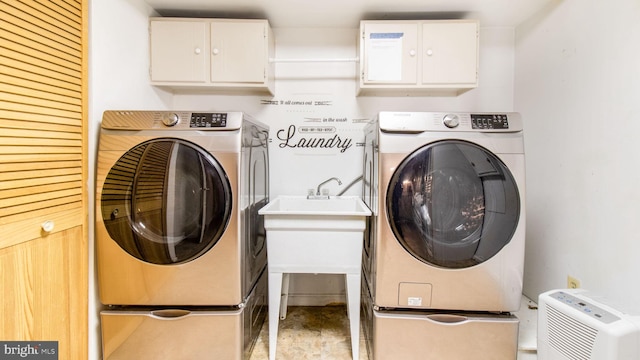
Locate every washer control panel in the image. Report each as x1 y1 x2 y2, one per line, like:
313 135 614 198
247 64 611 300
190 113 227 128
378 112 523 133
471 114 509 130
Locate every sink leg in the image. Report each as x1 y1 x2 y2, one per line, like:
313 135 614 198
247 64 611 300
346 273 361 360
280 273 290 320
268 271 283 360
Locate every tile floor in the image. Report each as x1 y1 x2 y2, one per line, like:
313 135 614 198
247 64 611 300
249 306 368 360
249 296 538 360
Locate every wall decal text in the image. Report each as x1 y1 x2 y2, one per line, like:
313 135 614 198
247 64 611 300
277 125 353 153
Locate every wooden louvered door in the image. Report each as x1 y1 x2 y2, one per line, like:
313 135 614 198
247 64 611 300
0 1 88 359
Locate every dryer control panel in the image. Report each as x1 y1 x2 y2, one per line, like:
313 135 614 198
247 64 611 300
100 111 244 131
190 113 227 128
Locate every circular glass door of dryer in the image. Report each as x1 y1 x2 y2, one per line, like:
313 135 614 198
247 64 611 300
387 140 520 269
101 138 232 265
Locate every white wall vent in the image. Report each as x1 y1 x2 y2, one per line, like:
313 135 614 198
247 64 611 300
538 289 640 360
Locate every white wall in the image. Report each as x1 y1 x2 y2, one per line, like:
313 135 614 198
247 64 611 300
516 0 640 309
89 0 516 357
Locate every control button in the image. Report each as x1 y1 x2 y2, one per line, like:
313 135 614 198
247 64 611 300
161 113 180 127
443 114 460 128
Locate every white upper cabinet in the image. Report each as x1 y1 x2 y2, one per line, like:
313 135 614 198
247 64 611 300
150 18 275 94
361 22 419 85
210 21 268 84
150 20 208 83
358 19 479 96
421 21 478 85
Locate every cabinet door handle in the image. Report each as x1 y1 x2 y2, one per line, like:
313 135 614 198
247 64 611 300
41 220 55 233
194 47 201 55
426 49 434 56
212 48 220 55
409 49 417 57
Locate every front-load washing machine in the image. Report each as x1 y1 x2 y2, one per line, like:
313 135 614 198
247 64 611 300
96 111 269 359
363 111 525 313
96 110 269 306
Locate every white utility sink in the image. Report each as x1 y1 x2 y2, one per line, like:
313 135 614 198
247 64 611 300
258 195 371 216
258 196 371 360
258 196 372 271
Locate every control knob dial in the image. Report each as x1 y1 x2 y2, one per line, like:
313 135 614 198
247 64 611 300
161 113 180 127
443 113 460 128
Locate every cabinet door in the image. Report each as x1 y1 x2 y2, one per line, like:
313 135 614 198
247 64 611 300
150 20 207 82
210 21 266 84
362 22 419 85
421 21 478 85
0 0 88 358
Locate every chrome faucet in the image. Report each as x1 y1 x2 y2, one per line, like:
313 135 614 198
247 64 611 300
310 177 342 198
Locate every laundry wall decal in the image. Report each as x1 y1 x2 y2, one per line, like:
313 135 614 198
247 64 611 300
276 125 353 153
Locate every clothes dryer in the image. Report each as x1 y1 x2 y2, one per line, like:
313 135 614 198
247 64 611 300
364 112 525 313
96 111 269 306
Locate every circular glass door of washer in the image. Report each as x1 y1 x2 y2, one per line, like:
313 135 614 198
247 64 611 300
101 138 232 265
387 140 520 269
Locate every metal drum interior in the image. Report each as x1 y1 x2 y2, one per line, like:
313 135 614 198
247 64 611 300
386 139 520 269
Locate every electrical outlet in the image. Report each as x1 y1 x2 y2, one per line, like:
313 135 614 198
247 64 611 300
567 275 581 289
